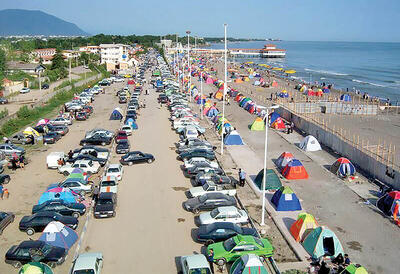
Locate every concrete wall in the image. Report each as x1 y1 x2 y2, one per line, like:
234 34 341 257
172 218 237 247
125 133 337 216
4 82 24 96
277 107 400 189
285 102 378 115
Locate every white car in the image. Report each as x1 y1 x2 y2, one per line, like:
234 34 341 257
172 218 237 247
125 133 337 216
59 160 100 176
198 206 248 225
66 103 83 111
99 175 118 193
114 78 125 83
20 87 30 93
173 118 199 129
184 126 199 140
70 252 103 274
184 157 219 170
49 117 73 126
105 164 123 181
180 254 211 274
86 129 114 139
121 125 132 136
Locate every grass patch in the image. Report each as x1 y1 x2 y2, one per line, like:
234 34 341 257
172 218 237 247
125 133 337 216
0 109 8 119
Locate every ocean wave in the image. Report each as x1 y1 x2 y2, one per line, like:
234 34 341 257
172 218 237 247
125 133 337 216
352 79 386 87
304 68 349 76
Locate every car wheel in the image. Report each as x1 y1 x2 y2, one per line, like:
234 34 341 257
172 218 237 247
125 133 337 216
72 212 80 218
217 258 226 266
206 239 214 246
193 208 200 214
147 158 153 164
26 228 35 236
12 261 22 268
101 142 106 146
3 177 10 184
128 161 133 166
63 171 69 176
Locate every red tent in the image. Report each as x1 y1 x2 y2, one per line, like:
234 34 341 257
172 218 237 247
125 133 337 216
282 159 309 179
276 152 294 169
127 80 135 85
271 117 286 130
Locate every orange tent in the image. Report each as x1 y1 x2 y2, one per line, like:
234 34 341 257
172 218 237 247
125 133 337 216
214 91 223 100
234 78 244 83
272 81 278 87
271 117 286 130
282 159 309 179
290 213 319 242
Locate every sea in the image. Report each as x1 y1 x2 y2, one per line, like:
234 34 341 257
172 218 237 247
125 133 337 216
209 41 400 102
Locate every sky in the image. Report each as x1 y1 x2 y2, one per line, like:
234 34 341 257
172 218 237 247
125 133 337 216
1 0 400 42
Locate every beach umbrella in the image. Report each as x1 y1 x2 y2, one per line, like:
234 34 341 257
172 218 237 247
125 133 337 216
285 70 296 74
272 67 283 71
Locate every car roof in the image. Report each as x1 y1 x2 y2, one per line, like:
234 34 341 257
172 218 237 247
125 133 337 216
73 252 102 270
20 240 44 248
216 206 238 214
184 254 209 269
101 175 117 182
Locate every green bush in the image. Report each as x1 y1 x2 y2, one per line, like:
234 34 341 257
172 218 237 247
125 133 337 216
0 109 8 119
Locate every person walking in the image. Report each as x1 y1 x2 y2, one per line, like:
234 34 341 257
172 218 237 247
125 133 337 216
238 168 246 187
207 249 214 273
92 185 99 203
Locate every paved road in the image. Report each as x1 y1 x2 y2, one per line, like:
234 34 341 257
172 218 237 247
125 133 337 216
81 72 201 273
193 77 400 274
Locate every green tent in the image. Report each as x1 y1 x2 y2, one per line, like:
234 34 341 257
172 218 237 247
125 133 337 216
340 264 368 274
67 172 85 181
254 169 282 191
302 226 344 259
230 254 269 274
19 262 53 274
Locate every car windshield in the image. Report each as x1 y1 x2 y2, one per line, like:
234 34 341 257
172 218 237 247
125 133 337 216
98 198 113 205
0 212 7 221
203 183 210 190
189 269 211 274
198 195 208 203
118 132 127 137
223 238 236 251
210 208 220 218
254 237 264 247
73 270 95 274
108 168 119 173
101 181 116 186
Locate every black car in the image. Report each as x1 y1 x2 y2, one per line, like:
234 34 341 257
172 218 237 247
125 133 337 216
42 83 50 89
116 139 130 154
194 174 231 187
0 97 9 104
125 113 137 120
120 151 154 166
0 212 15 235
19 211 78 235
186 164 224 178
178 149 216 161
43 132 61 144
99 80 110 86
0 174 11 185
32 200 86 218
119 96 127 104
183 193 237 214
126 110 136 116
94 192 117 218
34 124 55 134
5 240 66 268
196 222 258 245
158 95 168 103
80 135 112 146
67 154 107 167
52 125 69 136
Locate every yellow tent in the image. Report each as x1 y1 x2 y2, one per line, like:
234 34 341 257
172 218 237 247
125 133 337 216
23 127 40 137
215 91 223 100
244 77 250 82
290 213 319 242
272 67 283 71
250 117 265 131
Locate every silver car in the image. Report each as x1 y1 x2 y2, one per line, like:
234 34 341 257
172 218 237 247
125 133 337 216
0 143 25 156
70 252 103 274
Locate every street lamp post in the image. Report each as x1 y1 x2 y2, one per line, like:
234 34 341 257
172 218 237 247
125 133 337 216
261 105 280 226
221 23 228 155
200 71 203 119
186 31 191 102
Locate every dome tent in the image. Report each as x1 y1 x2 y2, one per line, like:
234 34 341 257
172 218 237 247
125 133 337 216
109 107 123 120
290 212 319 242
39 221 78 250
268 112 280 126
271 117 286 130
250 117 265 131
282 159 309 180
331 157 356 178
19 262 53 274
276 152 294 170
302 226 344 260
376 191 400 217
271 186 302 211
299 135 322 152
341 264 368 274
253 168 282 191
229 254 269 274
224 130 244 145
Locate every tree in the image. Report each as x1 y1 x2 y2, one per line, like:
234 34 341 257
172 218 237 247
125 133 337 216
20 52 30 63
51 49 66 70
79 52 89 65
0 49 5 91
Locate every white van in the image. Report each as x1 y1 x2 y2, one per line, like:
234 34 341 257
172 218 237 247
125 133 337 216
46 152 66 169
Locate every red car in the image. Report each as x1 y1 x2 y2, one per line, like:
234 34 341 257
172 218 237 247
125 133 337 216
115 130 128 143
76 112 88 121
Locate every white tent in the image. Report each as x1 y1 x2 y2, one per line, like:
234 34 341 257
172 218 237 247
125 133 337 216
299 135 322 152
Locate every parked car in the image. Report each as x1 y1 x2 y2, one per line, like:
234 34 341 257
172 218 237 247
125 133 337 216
0 174 11 185
42 83 50 89
32 200 86 218
105 164 123 181
120 151 155 166
52 125 69 136
5 240 67 268
121 125 132 136
198 206 248 226
19 211 78 235
194 172 231 186
196 222 258 245
186 165 224 178
179 254 211 274
34 124 55 134
70 252 103 274
20 87 30 94
0 97 9 104
0 212 15 235
73 146 110 160
116 139 130 154
184 193 237 214
0 143 25 156
48 178 93 195
80 135 112 146
67 154 107 167
43 132 61 144
179 149 215 161
10 133 32 145
49 117 72 126
189 181 236 198
115 131 128 144
94 192 117 218
76 112 88 121
184 157 219 170
207 235 274 265
99 175 118 194
58 159 100 176
119 96 127 104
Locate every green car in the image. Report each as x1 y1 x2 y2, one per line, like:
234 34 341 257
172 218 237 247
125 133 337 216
207 235 274 266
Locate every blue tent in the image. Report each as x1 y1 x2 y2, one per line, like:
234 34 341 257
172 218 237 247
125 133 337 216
39 221 78 250
110 108 123 120
207 107 219 117
269 112 280 126
125 118 135 125
224 130 244 145
271 186 302 211
303 226 344 259
38 191 76 205
130 121 138 129
340 94 351 102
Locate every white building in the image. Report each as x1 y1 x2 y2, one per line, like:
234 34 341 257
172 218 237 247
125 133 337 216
79 46 100 54
100 44 130 65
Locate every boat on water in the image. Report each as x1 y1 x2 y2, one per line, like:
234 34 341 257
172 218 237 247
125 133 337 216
230 44 286 58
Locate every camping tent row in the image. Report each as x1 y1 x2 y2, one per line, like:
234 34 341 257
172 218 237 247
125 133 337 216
206 112 244 146
295 84 330 96
275 152 309 179
232 94 260 115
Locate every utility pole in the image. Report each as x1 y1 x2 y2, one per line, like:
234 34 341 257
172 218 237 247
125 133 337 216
186 30 191 102
39 69 42 93
221 23 227 155
69 58 72 83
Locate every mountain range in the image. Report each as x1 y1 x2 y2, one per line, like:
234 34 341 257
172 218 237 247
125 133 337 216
0 9 88 36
